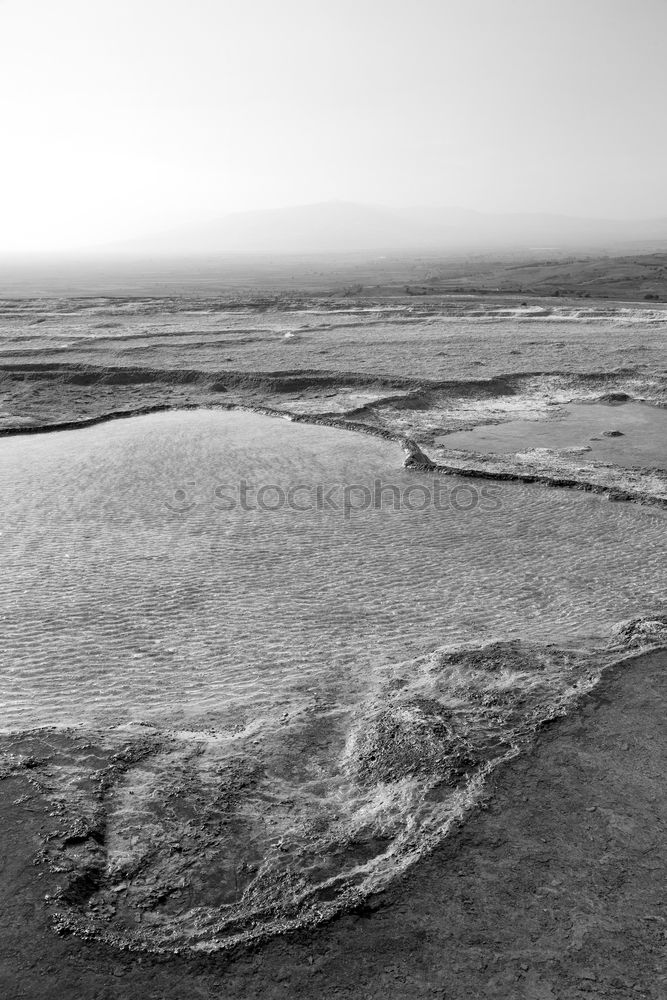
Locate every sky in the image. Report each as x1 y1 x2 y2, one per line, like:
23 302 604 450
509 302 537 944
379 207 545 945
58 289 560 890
1 0 666 251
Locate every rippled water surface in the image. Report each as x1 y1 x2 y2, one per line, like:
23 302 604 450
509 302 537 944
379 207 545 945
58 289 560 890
2 409 666 731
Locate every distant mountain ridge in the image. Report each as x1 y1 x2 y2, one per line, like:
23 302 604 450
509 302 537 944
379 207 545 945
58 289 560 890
111 201 667 255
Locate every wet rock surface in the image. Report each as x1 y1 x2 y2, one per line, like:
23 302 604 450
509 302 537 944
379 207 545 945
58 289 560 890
1 644 664 998
1 622 665 960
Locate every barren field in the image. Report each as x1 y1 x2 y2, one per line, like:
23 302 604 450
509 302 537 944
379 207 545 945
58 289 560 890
1 257 665 998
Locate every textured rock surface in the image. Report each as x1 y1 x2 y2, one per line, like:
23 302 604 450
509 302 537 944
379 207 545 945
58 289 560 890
1 648 664 997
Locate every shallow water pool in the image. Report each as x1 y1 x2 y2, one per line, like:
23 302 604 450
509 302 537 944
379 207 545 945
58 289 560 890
438 400 667 468
1 408 665 732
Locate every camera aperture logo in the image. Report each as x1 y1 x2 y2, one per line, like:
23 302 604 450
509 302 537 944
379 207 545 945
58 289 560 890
165 478 502 517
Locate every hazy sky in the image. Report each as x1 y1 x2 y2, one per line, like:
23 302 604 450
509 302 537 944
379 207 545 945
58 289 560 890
1 0 666 251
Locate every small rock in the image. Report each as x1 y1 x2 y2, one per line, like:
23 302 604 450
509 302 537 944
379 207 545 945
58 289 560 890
598 392 630 403
602 429 624 437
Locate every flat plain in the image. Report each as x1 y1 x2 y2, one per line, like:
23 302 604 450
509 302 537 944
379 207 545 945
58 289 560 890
0 250 665 998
